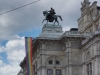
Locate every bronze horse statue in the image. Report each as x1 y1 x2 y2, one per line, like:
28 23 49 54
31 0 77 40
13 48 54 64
42 10 63 25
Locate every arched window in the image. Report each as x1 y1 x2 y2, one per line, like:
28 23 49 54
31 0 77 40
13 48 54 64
46 56 62 75
46 56 61 66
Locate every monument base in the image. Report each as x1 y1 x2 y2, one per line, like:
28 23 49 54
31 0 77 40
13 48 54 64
38 24 63 38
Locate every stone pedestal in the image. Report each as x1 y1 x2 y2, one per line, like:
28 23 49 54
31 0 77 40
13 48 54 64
38 24 63 38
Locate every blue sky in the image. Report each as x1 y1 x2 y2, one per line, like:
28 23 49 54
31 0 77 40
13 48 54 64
18 29 41 37
0 0 100 75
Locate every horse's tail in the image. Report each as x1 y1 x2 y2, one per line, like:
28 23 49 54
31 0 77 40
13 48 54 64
58 15 63 21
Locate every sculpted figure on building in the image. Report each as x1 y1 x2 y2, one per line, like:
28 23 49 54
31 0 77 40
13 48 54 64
42 7 63 25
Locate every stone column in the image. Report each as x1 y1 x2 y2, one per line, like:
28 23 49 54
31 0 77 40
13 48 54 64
65 41 72 75
62 68 66 75
97 58 100 75
41 67 46 75
82 65 87 75
94 59 98 75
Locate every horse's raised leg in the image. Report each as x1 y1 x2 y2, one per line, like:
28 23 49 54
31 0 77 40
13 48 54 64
42 19 46 23
46 20 48 24
54 21 56 25
54 18 59 25
57 20 59 25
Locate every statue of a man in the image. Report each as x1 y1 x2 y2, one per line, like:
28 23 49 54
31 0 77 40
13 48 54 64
42 8 63 24
49 7 56 16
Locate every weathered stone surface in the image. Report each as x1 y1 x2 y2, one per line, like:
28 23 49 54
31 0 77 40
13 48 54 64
38 24 63 38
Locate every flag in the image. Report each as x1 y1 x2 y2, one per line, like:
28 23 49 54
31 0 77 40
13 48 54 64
25 37 33 75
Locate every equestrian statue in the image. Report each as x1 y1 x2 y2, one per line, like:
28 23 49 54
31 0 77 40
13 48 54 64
42 7 63 25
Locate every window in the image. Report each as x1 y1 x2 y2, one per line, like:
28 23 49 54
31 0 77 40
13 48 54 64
56 60 60 65
48 60 53 65
56 69 61 75
87 62 92 75
47 69 53 75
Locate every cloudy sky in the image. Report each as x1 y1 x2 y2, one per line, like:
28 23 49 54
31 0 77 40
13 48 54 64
0 0 100 75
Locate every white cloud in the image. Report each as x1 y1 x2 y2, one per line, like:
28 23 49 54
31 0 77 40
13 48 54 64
0 64 21 75
0 60 5 67
0 45 5 53
0 36 25 75
7 50 25 62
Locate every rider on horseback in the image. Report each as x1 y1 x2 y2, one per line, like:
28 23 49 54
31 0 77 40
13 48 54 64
49 7 56 15
42 8 63 25
48 7 56 22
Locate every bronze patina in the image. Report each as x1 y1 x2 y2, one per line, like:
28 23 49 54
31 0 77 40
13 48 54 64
42 7 63 25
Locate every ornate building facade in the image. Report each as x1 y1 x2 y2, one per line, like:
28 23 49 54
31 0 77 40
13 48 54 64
18 0 100 75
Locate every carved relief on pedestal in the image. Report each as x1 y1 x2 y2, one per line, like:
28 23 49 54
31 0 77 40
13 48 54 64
42 24 63 33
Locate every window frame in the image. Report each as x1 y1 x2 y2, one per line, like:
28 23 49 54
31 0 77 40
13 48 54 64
87 62 92 75
56 69 61 75
48 60 53 65
47 69 53 75
56 60 60 65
